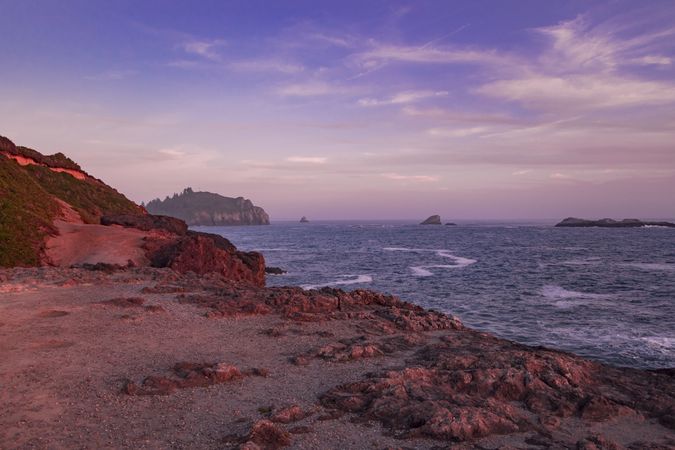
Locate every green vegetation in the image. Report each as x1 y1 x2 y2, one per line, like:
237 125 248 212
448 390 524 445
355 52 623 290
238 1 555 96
0 141 142 266
0 156 59 267
25 165 141 224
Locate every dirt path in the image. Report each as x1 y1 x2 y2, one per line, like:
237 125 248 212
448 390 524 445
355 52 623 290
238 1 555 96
45 221 149 267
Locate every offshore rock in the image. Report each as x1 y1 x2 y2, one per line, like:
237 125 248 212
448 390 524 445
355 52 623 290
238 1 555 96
420 215 442 225
555 217 675 228
145 187 269 226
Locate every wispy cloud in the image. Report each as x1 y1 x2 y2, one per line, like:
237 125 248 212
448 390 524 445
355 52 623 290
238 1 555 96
428 126 490 138
477 75 675 110
277 81 356 97
286 156 327 164
358 90 447 107
350 42 516 75
381 172 439 182
179 39 226 61
229 59 304 74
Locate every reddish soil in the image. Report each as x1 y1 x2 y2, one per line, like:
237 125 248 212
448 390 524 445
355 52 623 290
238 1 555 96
0 267 673 449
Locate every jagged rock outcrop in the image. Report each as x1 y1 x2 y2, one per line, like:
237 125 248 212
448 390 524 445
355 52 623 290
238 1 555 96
144 230 265 287
555 217 675 228
145 188 269 226
420 215 441 225
101 213 265 286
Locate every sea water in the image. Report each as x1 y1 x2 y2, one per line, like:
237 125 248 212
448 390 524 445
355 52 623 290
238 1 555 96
196 221 675 369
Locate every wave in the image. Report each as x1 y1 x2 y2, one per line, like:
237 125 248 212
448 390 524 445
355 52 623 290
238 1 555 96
620 262 675 272
301 274 373 290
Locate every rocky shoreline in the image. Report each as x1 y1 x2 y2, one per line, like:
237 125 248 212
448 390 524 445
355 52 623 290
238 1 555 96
1 266 673 449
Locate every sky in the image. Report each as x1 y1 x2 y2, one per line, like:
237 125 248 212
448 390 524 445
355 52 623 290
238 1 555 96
1 0 674 220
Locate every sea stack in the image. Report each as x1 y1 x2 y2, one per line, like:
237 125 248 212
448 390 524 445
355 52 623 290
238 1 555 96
420 215 442 225
300 216 309 223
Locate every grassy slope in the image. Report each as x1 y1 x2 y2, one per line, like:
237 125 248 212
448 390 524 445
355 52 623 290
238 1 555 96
25 165 141 224
0 157 59 267
0 156 142 267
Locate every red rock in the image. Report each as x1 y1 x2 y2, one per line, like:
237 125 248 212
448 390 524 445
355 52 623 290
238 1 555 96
320 335 672 442
146 232 265 287
246 420 291 449
100 297 145 307
124 361 245 395
270 405 305 424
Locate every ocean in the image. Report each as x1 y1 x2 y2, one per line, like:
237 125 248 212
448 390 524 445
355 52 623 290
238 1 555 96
195 221 675 369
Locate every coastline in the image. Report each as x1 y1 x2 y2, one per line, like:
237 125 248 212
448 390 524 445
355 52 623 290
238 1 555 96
1 266 673 449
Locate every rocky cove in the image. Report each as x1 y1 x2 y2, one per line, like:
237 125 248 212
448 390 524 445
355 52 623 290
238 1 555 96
1 136 674 448
1 263 674 449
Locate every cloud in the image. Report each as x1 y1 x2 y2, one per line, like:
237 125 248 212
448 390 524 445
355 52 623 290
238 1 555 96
381 172 439 182
179 39 226 61
157 148 186 160
535 15 675 72
353 43 513 68
229 59 304 74
472 15 675 111
358 90 448 107
477 75 675 110
277 81 355 97
632 55 672 65
286 156 327 164
428 127 490 138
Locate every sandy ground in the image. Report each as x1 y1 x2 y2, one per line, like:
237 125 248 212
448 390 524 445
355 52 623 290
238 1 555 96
0 268 673 450
44 221 149 267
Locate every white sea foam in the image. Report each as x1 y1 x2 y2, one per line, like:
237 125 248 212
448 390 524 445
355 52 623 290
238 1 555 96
301 274 373 290
541 285 613 300
642 336 675 350
559 257 602 266
620 263 675 272
410 266 434 276
435 250 477 267
384 247 477 276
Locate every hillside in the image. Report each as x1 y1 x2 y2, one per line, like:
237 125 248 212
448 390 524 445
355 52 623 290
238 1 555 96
0 135 143 267
145 187 270 226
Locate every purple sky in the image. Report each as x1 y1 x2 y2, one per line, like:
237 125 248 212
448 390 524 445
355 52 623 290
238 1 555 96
1 0 674 220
